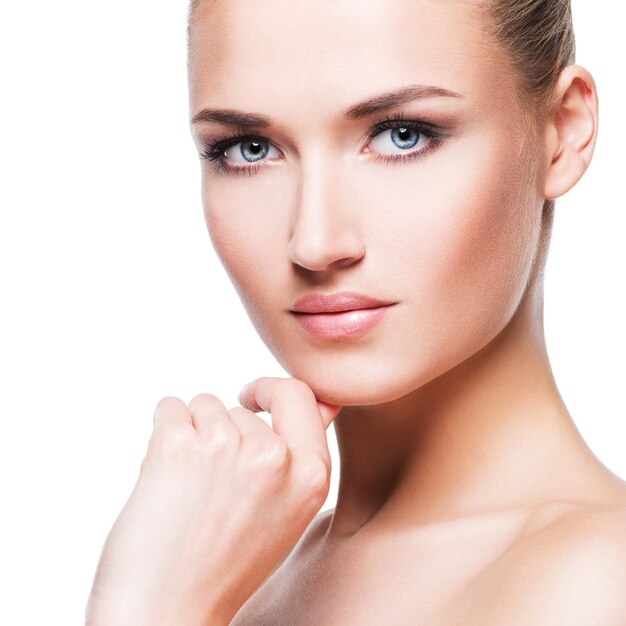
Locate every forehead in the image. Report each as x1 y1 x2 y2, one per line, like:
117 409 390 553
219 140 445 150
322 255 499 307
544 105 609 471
188 0 513 121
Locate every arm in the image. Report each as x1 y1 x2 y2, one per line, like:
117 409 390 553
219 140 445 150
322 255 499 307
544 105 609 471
85 379 342 626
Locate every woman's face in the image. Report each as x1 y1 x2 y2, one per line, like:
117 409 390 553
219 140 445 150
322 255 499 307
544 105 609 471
188 0 545 406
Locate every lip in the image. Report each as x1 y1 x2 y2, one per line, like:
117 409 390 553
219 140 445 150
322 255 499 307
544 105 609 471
290 292 397 339
291 291 396 313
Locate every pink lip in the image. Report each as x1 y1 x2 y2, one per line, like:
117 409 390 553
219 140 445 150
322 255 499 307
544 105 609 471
290 292 397 339
291 291 395 313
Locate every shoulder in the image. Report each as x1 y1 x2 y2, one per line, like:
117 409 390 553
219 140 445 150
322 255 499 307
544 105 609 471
470 503 626 625
532 504 626 597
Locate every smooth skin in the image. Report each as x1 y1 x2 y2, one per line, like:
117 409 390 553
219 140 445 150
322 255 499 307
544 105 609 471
86 379 342 625
87 0 626 624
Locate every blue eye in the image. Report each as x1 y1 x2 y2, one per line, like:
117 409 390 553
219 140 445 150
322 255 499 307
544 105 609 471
223 138 281 165
200 113 445 176
369 126 424 153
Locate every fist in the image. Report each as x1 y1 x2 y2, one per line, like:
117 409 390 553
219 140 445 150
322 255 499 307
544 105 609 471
85 377 342 626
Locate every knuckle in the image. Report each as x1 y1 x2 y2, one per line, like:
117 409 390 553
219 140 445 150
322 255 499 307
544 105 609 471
149 421 194 454
281 377 313 397
155 395 181 409
153 395 186 418
200 420 241 453
188 392 219 409
245 435 290 472
153 397 191 431
297 456 330 496
287 379 319 407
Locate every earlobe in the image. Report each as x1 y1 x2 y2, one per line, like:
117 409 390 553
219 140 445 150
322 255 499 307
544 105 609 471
543 64 598 200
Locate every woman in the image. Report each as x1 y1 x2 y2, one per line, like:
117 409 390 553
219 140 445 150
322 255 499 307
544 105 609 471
86 0 626 623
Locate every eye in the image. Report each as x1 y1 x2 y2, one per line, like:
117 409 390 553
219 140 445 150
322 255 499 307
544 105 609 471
368 125 427 154
223 138 281 165
199 130 282 176
362 114 444 165
200 114 445 176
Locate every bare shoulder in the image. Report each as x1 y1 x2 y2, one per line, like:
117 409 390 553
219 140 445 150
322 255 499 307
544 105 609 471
454 502 626 625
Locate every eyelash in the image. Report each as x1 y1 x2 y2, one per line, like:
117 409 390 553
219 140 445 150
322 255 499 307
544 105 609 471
199 112 445 176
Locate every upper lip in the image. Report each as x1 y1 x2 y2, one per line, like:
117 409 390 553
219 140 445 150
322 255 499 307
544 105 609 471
290 291 396 313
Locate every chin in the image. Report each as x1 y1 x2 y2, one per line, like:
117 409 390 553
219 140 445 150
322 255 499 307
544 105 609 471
263 314 489 408
280 356 436 408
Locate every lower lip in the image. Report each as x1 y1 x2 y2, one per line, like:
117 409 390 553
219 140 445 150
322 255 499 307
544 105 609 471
291 305 395 339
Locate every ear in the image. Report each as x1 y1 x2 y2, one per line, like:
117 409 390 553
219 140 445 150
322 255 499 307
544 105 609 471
543 64 598 199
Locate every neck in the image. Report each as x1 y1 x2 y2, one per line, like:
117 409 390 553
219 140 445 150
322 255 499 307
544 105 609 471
328 283 622 537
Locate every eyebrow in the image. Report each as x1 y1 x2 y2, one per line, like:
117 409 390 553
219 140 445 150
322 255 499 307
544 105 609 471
345 84 463 120
190 84 463 127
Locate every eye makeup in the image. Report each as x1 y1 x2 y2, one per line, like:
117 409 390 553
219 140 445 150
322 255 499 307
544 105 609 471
199 111 448 176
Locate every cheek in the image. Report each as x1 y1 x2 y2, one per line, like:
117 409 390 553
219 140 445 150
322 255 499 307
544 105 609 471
357 129 542 363
201 173 289 309
429 138 541 335
431 169 536 362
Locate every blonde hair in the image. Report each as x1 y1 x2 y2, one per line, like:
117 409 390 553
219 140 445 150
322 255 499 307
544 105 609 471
475 0 575 285
187 0 575 116
485 0 575 119
187 0 577 284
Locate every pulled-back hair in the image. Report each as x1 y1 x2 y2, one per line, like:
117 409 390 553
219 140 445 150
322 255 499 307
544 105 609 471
187 0 575 119
485 0 575 119
187 0 577 285
479 0 576 284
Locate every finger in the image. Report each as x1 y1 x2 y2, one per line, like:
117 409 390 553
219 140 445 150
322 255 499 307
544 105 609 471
315 401 343 428
188 393 239 435
153 396 193 427
227 406 275 437
238 377 336 467
239 381 342 430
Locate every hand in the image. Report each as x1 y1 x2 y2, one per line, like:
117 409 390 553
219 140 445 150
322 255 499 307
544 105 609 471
85 377 342 626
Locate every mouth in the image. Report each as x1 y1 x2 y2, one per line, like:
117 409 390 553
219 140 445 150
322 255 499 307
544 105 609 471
289 291 398 339
290 291 396 314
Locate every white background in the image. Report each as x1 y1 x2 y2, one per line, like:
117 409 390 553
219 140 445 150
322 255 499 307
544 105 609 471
0 1 623 623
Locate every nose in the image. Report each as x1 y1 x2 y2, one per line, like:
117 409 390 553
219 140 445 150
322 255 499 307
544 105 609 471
286 152 365 272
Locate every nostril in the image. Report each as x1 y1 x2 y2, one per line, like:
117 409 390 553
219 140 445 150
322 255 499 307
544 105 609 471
288 251 363 274
286 233 365 273
331 256 362 270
